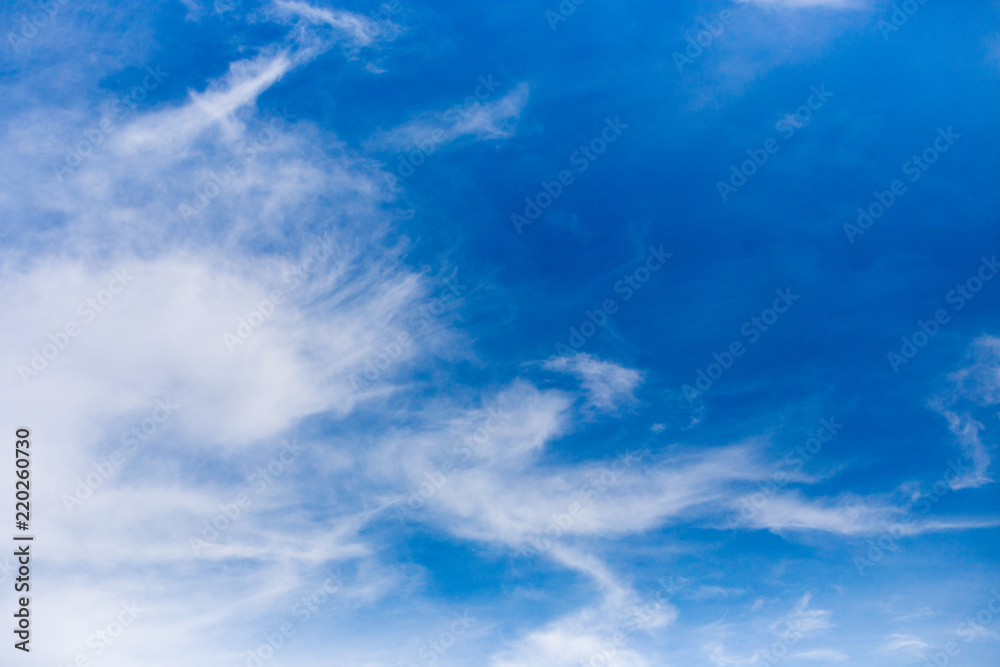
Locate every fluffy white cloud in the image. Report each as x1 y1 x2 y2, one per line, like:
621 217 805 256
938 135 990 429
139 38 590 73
0 6 441 665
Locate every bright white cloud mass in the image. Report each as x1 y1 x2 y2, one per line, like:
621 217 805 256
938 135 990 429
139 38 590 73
0 0 997 665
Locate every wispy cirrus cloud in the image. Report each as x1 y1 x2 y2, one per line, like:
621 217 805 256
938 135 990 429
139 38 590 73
931 335 1000 489
373 82 530 150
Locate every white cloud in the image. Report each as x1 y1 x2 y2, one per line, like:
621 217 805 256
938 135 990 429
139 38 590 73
273 0 388 47
781 593 833 634
874 633 931 659
704 593 834 666
948 335 1000 407
931 335 1000 489
375 82 531 151
490 544 673 667
730 489 1000 535
543 353 644 411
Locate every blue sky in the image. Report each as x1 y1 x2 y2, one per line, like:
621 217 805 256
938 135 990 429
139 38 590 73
1 0 998 665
